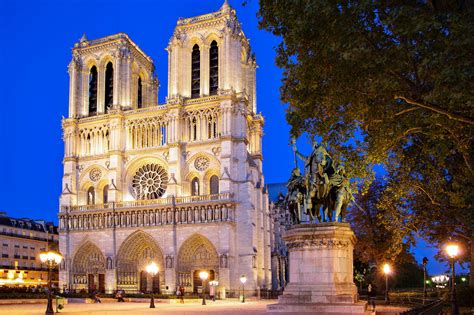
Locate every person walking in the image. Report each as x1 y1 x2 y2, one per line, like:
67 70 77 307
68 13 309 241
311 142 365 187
368 283 376 311
179 286 185 304
210 284 215 302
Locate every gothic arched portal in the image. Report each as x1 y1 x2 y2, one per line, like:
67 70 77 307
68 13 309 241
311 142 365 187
177 234 219 292
116 230 164 293
71 241 106 292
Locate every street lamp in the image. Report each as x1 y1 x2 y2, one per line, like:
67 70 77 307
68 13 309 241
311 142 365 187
199 271 209 305
422 257 428 299
383 263 391 303
146 262 159 309
446 243 460 315
240 274 247 303
39 250 62 315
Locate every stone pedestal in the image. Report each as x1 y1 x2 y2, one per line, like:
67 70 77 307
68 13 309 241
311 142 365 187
267 223 366 314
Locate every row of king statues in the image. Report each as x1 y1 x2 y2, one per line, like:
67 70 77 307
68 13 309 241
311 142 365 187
283 139 354 224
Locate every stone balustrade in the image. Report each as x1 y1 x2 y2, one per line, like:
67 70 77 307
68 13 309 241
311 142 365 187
58 193 235 231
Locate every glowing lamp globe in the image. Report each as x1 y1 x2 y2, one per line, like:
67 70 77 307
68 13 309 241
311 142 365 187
199 271 209 281
446 244 460 258
146 262 159 276
383 263 391 275
40 250 63 265
240 275 247 284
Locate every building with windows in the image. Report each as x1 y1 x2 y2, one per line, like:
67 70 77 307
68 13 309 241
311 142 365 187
267 183 289 291
58 1 270 295
0 213 58 287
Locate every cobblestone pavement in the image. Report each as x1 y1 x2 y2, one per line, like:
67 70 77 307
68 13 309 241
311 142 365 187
0 300 272 315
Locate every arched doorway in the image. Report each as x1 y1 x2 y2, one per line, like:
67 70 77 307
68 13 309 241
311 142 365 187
71 241 106 293
116 230 164 293
177 234 219 293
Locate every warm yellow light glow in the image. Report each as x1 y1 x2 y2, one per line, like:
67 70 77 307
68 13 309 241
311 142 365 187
446 244 460 258
39 250 62 265
146 262 159 276
199 271 209 281
7 272 14 280
0 278 24 285
240 274 247 284
383 263 391 275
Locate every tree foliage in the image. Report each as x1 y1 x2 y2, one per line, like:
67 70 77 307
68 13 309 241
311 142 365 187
258 0 474 281
349 179 414 265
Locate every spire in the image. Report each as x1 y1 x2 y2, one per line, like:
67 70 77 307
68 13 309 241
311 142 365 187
80 33 88 43
220 0 231 11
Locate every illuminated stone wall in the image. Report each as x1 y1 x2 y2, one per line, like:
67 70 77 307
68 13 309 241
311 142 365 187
58 2 270 295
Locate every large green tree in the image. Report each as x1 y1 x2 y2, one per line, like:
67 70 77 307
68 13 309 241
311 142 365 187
258 0 474 282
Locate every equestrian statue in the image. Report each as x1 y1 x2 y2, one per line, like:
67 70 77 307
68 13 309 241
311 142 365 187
285 138 354 224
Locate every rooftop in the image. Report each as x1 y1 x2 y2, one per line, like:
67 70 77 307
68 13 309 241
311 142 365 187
0 212 57 234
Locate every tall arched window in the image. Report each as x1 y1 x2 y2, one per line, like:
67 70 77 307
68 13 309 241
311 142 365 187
87 187 95 205
88 66 98 115
191 177 200 196
210 175 219 195
103 185 109 204
209 41 218 95
105 62 114 111
137 77 143 109
191 44 200 98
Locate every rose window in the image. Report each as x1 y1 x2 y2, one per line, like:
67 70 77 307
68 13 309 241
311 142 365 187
130 164 168 200
194 156 210 171
89 168 102 182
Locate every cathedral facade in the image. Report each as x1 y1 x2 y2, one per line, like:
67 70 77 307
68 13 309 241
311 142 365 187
58 2 270 295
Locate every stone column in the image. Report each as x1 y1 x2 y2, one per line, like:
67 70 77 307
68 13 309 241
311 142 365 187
105 269 116 294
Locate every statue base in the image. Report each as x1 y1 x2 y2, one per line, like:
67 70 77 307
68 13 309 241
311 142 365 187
267 223 367 314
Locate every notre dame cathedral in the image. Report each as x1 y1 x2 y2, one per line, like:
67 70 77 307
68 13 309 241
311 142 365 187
57 1 272 296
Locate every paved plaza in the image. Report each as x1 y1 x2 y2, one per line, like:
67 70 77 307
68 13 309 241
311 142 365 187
0 300 273 315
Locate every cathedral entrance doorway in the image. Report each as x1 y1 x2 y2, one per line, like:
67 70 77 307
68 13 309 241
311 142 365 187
88 274 94 293
192 269 215 293
98 274 105 292
177 234 219 293
71 241 106 293
139 271 160 293
116 231 164 293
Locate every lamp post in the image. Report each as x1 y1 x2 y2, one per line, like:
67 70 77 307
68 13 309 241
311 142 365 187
240 275 247 303
146 262 159 309
383 263 391 303
39 250 63 315
199 271 209 305
422 257 428 299
446 244 460 315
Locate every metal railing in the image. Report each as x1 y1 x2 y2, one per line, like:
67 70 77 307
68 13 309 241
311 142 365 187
400 299 444 315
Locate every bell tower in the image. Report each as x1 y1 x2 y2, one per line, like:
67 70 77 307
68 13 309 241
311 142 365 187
67 33 158 118
166 1 257 113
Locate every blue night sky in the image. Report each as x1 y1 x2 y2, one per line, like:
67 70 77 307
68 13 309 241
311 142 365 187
0 0 463 276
